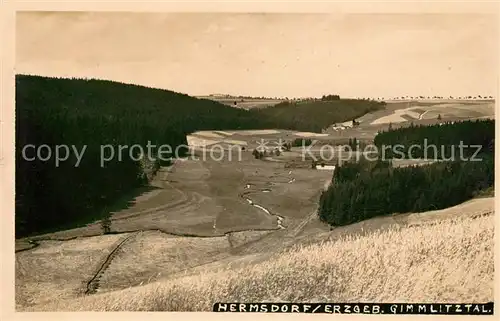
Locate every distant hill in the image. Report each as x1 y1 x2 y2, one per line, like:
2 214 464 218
196 95 285 110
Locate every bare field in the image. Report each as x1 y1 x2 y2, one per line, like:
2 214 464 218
97 231 232 294
15 100 495 311
370 101 494 125
15 234 128 308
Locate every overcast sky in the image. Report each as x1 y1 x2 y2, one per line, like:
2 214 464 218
16 12 497 98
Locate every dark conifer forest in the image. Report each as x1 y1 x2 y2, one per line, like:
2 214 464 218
373 119 494 159
15 75 274 237
319 119 495 227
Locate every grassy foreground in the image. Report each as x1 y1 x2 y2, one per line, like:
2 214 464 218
27 214 493 311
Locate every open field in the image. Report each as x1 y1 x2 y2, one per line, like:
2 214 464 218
15 99 495 311
370 101 493 125
323 100 494 140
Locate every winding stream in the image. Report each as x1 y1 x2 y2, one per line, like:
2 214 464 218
242 188 286 230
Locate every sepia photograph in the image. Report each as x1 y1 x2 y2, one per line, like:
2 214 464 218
7 5 497 314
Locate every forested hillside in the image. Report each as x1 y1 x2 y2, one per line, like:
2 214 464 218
319 119 495 226
16 75 383 237
15 75 268 237
251 99 385 132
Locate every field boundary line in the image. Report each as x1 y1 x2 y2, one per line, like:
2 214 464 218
84 232 138 295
